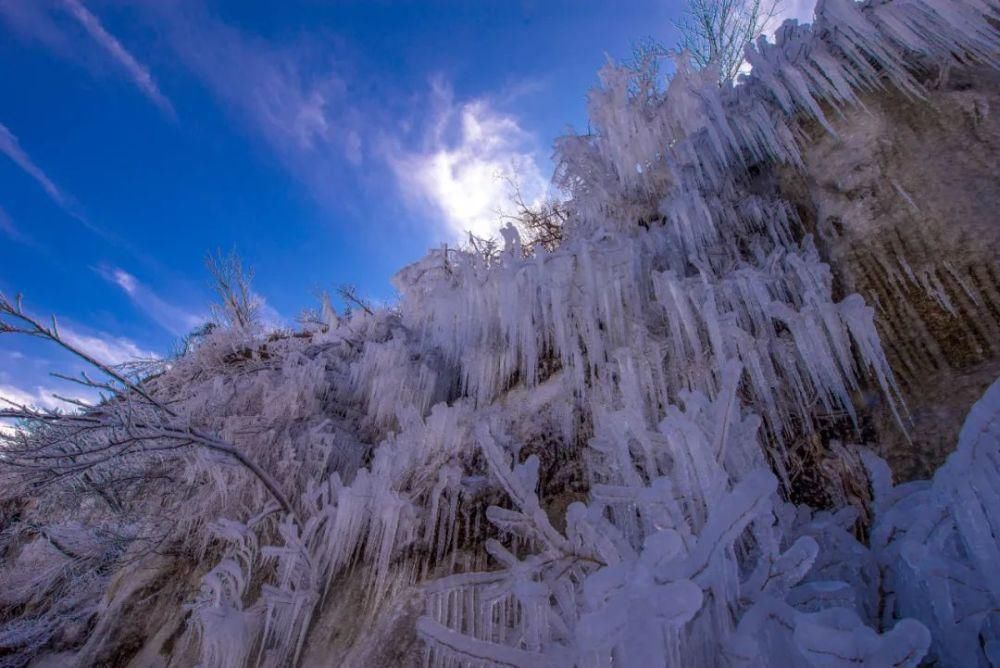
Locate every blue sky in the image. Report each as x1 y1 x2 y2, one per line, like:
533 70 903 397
0 0 812 410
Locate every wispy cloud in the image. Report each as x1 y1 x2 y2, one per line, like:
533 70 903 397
96 265 205 338
0 204 53 256
0 0 69 53
97 262 283 338
389 80 548 240
0 204 31 246
149 5 365 207
60 0 174 116
0 0 173 115
61 326 157 366
139 4 547 239
0 119 115 240
0 120 70 208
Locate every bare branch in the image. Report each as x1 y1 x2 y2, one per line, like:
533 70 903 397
497 175 568 253
674 0 782 83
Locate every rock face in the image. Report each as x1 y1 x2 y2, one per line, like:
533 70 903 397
789 65 1000 479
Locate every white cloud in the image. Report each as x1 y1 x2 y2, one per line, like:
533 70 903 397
0 383 88 412
0 381 96 436
98 263 282 335
390 82 548 240
97 265 206 338
61 327 157 366
61 0 174 115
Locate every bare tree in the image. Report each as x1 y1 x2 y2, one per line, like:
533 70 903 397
675 0 782 83
627 37 672 101
336 284 374 316
463 232 503 266
206 249 260 331
498 176 568 253
0 293 293 514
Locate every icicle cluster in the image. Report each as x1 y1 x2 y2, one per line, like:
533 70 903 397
418 362 943 666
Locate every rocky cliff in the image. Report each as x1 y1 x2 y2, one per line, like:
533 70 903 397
787 64 1000 480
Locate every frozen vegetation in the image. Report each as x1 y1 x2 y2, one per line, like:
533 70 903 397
1 0 999 665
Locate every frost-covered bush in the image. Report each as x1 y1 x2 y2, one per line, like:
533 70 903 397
865 376 1000 666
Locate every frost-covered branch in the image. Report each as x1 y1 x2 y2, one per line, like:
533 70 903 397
0 293 294 515
206 248 260 331
336 283 374 316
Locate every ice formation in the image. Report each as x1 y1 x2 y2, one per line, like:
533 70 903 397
1 0 999 666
